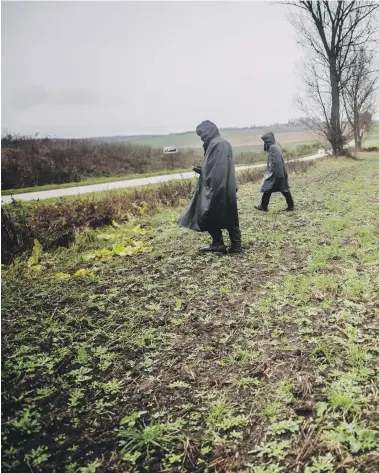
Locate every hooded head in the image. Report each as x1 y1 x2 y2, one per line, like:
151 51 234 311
196 120 220 143
261 132 276 152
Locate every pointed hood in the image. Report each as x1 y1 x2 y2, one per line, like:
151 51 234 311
261 132 276 146
196 120 220 143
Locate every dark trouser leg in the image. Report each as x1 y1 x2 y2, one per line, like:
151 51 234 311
282 191 294 209
227 226 242 251
227 227 241 245
208 228 224 246
261 192 272 209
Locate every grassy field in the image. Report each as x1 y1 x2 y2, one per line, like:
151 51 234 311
2 153 379 473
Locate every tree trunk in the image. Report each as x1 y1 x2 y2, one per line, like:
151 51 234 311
353 118 363 150
330 59 343 156
355 136 362 150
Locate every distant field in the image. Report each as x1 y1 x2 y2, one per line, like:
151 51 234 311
121 121 379 151
233 139 319 154
128 128 319 150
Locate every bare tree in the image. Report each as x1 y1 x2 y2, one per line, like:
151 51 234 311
286 1 379 155
342 48 379 149
295 56 338 149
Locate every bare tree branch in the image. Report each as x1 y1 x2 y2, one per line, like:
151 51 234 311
341 47 379 149
286 0 378 155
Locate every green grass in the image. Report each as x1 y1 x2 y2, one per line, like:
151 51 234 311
363 139 379 148
2 152 379 473
1 168 193 196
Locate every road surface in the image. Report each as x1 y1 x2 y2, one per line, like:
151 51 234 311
1 151 328 204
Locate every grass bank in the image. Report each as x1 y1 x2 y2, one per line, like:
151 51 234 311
1 168 194 196
1 161 265 198
2 153 379 473
1 158 314 264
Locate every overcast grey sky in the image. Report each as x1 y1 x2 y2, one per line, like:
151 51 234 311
2 1 302 137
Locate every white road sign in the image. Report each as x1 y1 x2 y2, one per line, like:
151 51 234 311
164 146 178 154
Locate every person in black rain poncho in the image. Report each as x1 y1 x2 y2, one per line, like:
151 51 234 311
178 120 242 253
255 132 295 212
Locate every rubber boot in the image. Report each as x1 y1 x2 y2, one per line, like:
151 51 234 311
254 204 268 212
227 227 243 254
199 234 227 253
199 242 227 253
281 191 295 211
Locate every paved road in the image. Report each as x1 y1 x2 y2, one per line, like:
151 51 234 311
1 151 328 204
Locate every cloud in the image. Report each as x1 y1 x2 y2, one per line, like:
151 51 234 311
11 86 101 110
1 1 305 137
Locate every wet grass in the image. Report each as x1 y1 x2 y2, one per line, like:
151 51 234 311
2 153 379 473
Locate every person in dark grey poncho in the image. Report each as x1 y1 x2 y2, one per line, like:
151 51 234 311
255 132 295 212
178 120 242 253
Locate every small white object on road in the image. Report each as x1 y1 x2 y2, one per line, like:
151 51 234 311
164 147 178 154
